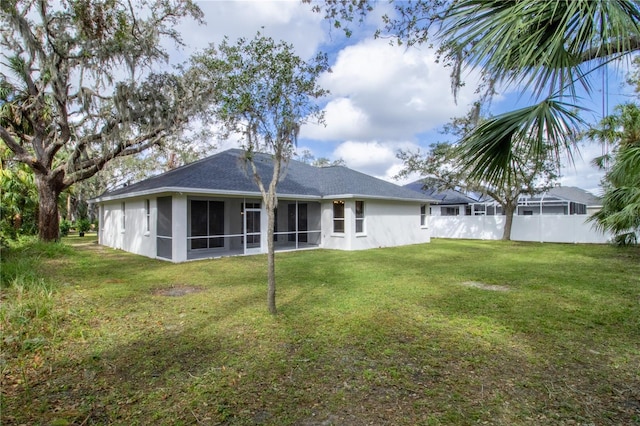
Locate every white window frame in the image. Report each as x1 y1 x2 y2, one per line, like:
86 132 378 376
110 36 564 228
145 199 151 234
442 206 460 216
355 200 365 234
420 204 428 227
332 200 345 234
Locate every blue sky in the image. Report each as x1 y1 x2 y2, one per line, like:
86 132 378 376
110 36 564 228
168 0 636 195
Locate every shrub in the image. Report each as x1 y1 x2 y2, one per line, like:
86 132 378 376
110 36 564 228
76 218 91 234
59 219 72 237
613 231 638 246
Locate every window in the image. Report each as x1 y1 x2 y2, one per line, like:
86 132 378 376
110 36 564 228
121 202 126 230
355 200 365 233
473 204 486 216
333 200 345 233
442 206 459 216
570 202 587 215
523 210 534 216
190 200 225 250
145 199 150 232
420 204 428 226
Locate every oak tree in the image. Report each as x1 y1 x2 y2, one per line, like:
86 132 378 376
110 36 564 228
0 0 203 241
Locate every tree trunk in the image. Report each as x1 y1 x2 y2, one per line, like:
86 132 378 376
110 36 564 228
35 173 64 242
502 203 516 241
266 198 277 315
67 194 72 221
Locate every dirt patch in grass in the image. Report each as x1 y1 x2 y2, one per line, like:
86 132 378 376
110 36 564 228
152 285 204 297
460 281 511 291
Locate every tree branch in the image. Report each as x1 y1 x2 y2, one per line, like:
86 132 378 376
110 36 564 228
62 130 167 186
1 125 49 174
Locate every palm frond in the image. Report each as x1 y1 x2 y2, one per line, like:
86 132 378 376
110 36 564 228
441 0 640 97
608 145 640 186
590 185 640 234
457 97 585 187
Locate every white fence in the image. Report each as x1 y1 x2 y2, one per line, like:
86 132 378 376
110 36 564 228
429 215 613 243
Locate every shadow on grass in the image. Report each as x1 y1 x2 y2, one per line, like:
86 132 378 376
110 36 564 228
29 296 639 426
4 238 639 425
16 313 525 424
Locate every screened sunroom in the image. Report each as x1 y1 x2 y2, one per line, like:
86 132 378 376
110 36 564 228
186 197 322 261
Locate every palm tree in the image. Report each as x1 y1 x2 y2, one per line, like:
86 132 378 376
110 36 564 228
440 0 640 185
588 103 640 244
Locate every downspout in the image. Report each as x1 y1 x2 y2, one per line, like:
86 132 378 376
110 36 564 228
539 192 545 242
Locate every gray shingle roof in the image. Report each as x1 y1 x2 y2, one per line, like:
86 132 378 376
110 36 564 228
404 180 478 205
520 186 602 206
546 186 602 207
95 149 435 203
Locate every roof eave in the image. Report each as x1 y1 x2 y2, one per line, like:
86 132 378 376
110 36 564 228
91 187 323 203
321 194 438 203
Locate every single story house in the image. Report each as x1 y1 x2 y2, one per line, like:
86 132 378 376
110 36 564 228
406 181 601 217
92 149 437 262
404 181 481 216
516 186 602 216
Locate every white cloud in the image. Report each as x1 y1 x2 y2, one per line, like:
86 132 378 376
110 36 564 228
301 38 481 142
169 1 326 62
559 142 606 195
333 140 420 182
304 98 370 140
169 2 611 195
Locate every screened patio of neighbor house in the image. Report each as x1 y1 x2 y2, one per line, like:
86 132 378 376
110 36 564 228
186 197 321 261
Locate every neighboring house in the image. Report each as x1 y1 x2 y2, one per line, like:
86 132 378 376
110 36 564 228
92 149 436 262
407 181 601 217
519 185 603 216
532 186 602 216
405 182 610 243
403 181 480 216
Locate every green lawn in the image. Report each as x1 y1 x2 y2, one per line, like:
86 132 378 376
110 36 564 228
1 236 639 425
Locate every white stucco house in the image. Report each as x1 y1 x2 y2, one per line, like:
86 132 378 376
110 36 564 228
91 149 436 262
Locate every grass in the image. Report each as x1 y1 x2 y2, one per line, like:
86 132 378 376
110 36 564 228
1 236 639 425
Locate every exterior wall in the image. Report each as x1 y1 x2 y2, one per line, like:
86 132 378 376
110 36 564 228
100 197 157 258
322 199 430 250
430 215 613 243
172 195 188 262
99 195 432 261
